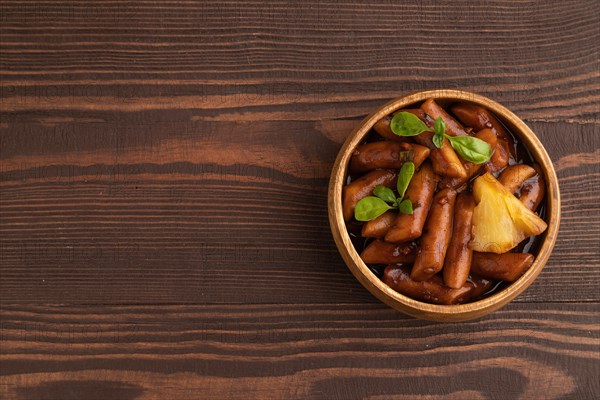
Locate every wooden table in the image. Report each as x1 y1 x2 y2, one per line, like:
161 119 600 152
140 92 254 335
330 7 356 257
1 1 598 399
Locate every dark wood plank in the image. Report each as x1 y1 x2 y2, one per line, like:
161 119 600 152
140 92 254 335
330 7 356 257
1 1 598 123
0 1 598 398
0 117 600 303
1 117 598 304
1 303 598 400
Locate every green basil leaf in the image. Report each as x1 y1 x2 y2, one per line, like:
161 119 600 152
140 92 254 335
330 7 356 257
447 136 492 164
434 116 446 137
396 161 415 200
390 112 431 137
373 185 397 204
398 199 414 215
354 196 394 221
432 132 444 149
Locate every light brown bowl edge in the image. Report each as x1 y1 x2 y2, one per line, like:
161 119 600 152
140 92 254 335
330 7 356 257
328 89 561 322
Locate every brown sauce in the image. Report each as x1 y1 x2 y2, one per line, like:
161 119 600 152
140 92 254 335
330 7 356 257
344 101 546 304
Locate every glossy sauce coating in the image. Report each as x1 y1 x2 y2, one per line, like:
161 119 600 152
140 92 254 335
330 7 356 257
471 252 534 282
361 240 416 265
403 108 467 179
443 193 476 289
411 188 457 282
499 164 536 193
350 141 430 173
361 210 396 238
345 99 546 305
451 103 515 172
519 165 546 211
384 163 438 243
342 169 397 221
438 128 498 190
421 99 469 137
383 265 494 305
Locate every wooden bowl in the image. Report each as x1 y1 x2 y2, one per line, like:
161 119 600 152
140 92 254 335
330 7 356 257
328 89 560 322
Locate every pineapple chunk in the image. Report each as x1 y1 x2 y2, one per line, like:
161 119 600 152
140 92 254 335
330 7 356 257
471 173 547 253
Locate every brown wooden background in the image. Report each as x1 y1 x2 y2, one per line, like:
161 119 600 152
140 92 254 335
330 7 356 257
1 1 599 399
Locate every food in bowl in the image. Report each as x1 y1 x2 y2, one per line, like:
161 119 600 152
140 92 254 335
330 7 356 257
342 98 548 305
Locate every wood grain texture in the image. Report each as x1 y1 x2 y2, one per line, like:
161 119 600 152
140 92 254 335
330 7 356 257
1 0 599 398
328 90 562 322
1 303 599 400
1 120 598 304
1 1 599 122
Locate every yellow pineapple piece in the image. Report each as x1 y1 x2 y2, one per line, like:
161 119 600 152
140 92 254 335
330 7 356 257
471 173 547 253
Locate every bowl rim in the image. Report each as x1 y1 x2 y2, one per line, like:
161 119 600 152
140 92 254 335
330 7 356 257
328 89 561 321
